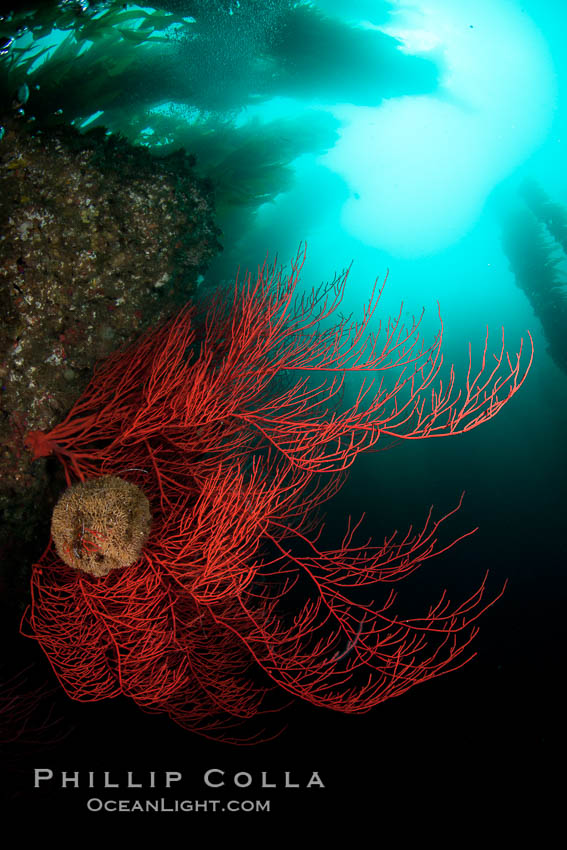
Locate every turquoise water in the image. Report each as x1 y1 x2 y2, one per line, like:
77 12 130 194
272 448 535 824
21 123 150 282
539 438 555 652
1 0 563 824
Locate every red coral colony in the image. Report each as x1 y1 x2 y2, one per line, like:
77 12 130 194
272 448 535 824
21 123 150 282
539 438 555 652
22 245 532 742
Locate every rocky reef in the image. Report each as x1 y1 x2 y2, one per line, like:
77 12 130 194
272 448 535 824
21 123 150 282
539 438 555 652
0 113 221 606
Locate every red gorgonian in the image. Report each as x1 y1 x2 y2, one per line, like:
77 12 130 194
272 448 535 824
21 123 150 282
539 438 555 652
21 245 532 742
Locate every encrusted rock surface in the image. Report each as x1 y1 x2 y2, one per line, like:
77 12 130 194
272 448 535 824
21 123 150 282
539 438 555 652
0 114 221 603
